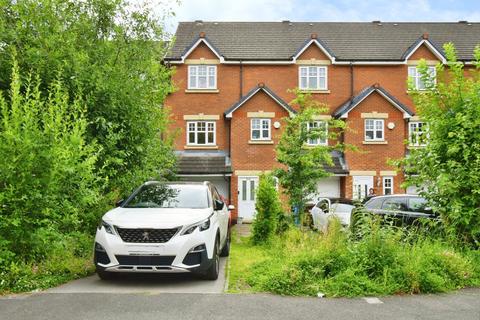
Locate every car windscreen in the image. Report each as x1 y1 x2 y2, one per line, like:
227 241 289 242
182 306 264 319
123 184 209 209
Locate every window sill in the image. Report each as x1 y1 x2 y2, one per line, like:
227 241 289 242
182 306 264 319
363 141 388 145
185 89 219 93
299 89 330 94
304 144 328 148
184 145 219 150
248 140 274 145
407 145 426 149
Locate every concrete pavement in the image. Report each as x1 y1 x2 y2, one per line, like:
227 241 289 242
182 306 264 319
47 257 227 294
1 289 479 320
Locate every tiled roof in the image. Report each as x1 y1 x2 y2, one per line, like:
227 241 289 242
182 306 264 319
326 151 349 175
176 151 232 174
166 21 480 62
333 85 415 118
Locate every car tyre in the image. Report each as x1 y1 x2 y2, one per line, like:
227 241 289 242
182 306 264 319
219 230 231 257
204 237 220 280
96 267 115 280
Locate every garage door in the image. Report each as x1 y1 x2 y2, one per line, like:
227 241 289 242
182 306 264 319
179 175 229 200
316 177 340 198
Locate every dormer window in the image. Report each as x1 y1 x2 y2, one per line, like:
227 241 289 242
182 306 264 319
408 66 436 90
188 65 216 89
299 66 327 90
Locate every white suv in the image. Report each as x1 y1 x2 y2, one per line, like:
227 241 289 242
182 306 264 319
94 181 232 280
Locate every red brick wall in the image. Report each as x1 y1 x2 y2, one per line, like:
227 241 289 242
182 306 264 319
165 41 442 205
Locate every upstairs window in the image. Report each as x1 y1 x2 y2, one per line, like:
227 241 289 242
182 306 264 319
188 65 216 89
306 121 328 146
409 121 427 146
187 121 215 145
299 66 327 90
251 119 271 140
408 66 436 90
365 119 384 141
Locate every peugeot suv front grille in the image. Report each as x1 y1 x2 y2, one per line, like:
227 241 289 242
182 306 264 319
115 227 180 243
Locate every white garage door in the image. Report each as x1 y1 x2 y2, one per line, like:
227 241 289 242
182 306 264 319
178 176 229 199
316 177 341 198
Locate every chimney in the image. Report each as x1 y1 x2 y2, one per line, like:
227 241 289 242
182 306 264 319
199 32 206 38
373 83 380 89
311 33 318 39
422 32 429 39
258 82 265 88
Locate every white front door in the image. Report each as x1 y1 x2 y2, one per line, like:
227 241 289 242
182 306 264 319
238 176 259 222
352 176 374 200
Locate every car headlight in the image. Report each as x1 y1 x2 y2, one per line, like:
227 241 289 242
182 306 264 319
98 220 116 235
181 216 212 235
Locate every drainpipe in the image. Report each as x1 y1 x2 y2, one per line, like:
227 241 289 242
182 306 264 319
350 61 354 99
239 60 243 99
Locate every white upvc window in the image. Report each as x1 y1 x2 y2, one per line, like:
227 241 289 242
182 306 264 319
251 118 271 140
188 65 217 89
383 176 394 195
409 121 427 146
408 66 436 90
365 119 384 141
187 121 216 145
306 121 328 146
299 66 328 90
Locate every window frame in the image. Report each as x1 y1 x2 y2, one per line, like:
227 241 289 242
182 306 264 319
306 120 328 146
408 121 427 146
186 121 216 146
298 66 328 90
408 66 436 91
364 119 384 141
188 65 217 90
250 118 271 141
383 176 394 195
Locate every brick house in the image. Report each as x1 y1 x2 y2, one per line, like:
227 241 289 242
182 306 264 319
164 21 480 222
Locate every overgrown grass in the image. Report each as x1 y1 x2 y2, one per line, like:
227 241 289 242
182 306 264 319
0 233 95 295
228 220 480 297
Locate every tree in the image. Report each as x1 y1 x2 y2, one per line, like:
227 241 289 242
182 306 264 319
251 174 283 244
0 0 176 195
275 90 347 219
402 43 480 246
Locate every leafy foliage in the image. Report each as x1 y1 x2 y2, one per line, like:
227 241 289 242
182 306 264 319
401 44 480 246
251 174 283 244
229 219 480 297
0 61 100 265
0 0 176 194
275 90 347 216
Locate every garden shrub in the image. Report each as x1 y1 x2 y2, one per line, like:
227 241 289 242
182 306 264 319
0 62 100 275
251 174 283 244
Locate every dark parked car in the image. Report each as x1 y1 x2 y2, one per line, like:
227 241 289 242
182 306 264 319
359 194 436 225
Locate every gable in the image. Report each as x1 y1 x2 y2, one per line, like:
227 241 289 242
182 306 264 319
224 84 295 118
185 42 219 60
297 42 330 61
347 91 406 117
408 43 441 61
333 85 414 119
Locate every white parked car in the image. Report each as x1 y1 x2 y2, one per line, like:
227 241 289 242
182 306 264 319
309 198 356 232
94 181 232 280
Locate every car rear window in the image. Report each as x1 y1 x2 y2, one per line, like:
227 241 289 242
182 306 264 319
381 197 408 211
365 198 383 209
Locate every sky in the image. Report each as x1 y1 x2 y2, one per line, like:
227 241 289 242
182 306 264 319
161 0 480 33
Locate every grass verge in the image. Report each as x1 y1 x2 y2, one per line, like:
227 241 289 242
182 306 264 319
0 233 95 295
228 221 480 297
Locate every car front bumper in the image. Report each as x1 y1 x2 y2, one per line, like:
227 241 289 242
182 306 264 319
94 225 216 274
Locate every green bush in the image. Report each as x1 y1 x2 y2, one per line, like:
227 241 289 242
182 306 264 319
251 174 283 244
229 218 480 297
0 62 100 276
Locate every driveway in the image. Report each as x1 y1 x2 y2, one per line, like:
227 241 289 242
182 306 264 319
1 288 479 320
47 257 227 294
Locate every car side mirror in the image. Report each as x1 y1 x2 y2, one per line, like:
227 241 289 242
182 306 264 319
228 205 235 211
214 199 225 211
115 199 124 207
